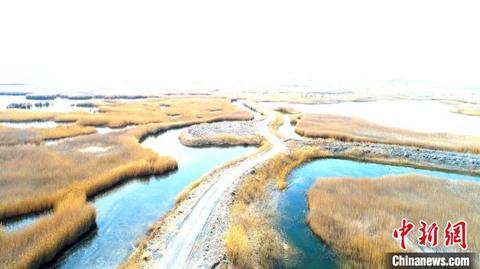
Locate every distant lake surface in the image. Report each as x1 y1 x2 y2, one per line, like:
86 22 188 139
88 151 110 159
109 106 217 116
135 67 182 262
263 100 480 136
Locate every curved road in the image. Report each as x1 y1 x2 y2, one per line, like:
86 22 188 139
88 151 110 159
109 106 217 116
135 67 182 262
152 114 286 268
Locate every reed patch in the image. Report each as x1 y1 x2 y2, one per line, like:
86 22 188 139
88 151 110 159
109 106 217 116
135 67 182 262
0 97 253 268
0 98 251 128
307 174 480 268
0 191 96 269
296 113 480 154
0 98 251 219
225 147 329 268
0 98 252 145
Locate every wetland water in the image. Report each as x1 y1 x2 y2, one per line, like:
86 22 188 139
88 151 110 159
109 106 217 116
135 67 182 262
47 127 255 268
278 115 302 140
262 100 480 136
0 121 66 129
279 158 480 269
1 212 50 232
0 94 98 113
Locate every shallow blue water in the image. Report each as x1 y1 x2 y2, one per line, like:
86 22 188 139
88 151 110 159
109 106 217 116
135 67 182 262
49 128 255 268
1 212 50 232
278 158 480 269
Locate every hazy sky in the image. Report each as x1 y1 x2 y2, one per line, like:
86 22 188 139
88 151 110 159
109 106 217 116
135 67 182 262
0 0 479 91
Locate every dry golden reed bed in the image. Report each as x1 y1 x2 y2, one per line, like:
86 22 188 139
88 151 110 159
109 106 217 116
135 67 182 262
0 98 252 268
0 132 177 219
226 159 287 269
0 191 96 269
307 174 480 268
0 98 250 218
225 148 330 268
296 113 480 154
0 98 250 145
226 141 480 269
0 98 242 126
0 124 97 146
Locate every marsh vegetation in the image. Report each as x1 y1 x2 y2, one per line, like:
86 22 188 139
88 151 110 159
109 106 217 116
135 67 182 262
0 191 96 269
0 97 252 268
307 174 480 268
296 114 480 154
0 124 97 146
0 133 177 219
2 93 480 269
263 99 480 136
0 98 250 128
225 148 329 268
0 98 250 217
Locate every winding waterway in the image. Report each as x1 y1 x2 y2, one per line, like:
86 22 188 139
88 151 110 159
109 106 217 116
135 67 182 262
278 158 480 269
45 127 255 268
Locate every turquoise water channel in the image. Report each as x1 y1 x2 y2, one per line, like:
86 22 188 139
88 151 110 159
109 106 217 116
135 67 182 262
47 127 255 268
278 158 480 269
